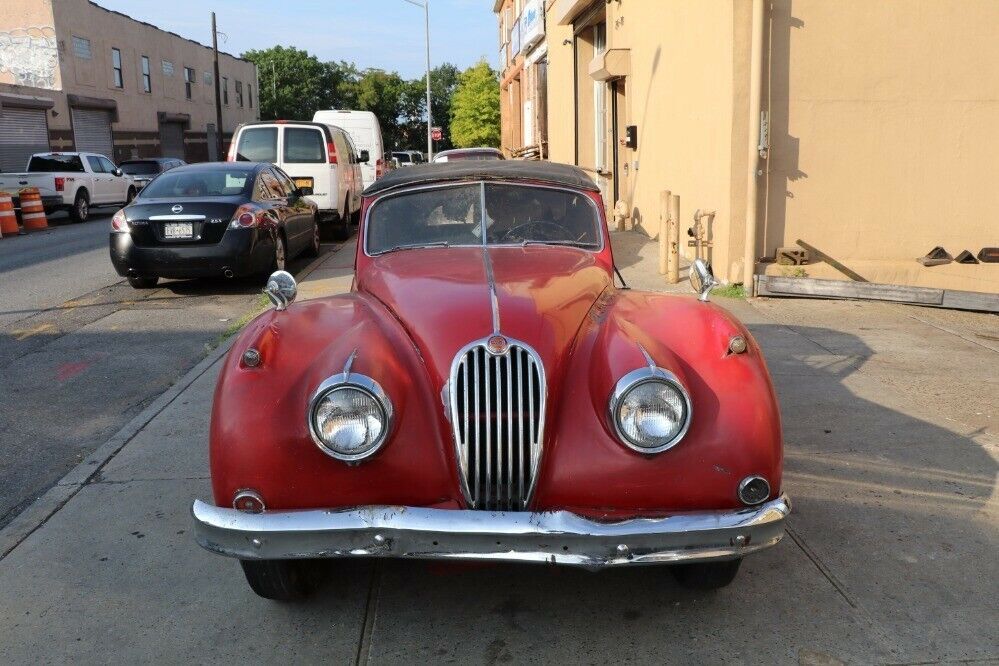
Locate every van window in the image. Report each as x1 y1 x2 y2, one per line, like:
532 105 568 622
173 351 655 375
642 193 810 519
235 127 278 162
283 127 326 164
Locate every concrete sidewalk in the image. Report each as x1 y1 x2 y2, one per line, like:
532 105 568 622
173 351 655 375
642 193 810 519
0 231 996 664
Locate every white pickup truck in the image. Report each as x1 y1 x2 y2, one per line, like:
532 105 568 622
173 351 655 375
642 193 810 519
0 152 136 223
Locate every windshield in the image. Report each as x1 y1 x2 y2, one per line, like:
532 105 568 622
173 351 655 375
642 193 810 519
366 182 602 254
119 161 159 175
27 154 85 173
138 169 253 198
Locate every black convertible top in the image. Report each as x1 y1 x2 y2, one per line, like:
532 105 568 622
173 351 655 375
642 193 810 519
364 160 600 195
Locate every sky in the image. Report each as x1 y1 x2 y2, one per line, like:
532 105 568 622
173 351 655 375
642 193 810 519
93 0 498 79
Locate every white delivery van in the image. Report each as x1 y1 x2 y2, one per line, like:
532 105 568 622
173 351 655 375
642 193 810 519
312 110 384 190
229 121 364 240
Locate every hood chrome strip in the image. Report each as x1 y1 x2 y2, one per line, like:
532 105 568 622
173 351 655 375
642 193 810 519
479 182 501 334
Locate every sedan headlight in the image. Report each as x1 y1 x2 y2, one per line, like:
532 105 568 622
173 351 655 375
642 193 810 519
308 375 393 462
610 368 692 453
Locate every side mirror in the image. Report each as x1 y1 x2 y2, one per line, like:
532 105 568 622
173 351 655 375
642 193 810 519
358 150 370 163
264 270 297 311
689 258 718 302
113 168 123 177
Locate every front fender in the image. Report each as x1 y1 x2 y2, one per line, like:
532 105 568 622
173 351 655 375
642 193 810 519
533 291 783 514
210 294 462 510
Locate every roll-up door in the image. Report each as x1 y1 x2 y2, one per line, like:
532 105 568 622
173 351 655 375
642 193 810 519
0 108 50 172
71 108 113 157
159 121 186 159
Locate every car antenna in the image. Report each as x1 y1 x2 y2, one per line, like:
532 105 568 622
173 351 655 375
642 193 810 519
613 264 630 289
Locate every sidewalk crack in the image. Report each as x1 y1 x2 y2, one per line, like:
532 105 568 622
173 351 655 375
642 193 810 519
354 563 382 666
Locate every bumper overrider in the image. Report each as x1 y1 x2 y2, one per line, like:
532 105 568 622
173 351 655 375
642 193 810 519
191 494 790 569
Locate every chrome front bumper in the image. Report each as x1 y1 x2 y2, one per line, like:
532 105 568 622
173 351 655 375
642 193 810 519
192 494 790 569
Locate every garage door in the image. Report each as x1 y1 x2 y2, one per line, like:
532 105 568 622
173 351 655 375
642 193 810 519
71 108 113 157
159 121 186 159
0 108 50 172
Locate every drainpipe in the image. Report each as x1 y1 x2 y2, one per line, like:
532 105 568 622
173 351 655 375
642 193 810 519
742 0 766 291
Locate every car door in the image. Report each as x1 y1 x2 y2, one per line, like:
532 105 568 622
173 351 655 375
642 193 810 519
85 155 112 203
280 125 333 217
272 167 312 253
98 156 127 202
258 168 300 255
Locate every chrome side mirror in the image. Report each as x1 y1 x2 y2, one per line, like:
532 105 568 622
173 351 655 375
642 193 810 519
264 270 297 311
689 258 718 302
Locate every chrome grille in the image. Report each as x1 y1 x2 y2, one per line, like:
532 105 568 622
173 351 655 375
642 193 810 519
450 339 545 510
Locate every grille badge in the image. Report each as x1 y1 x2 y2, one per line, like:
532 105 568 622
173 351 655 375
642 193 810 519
486 335 508 354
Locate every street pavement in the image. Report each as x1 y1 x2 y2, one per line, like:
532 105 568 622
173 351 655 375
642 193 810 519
0 214 339 528
0 231 996 664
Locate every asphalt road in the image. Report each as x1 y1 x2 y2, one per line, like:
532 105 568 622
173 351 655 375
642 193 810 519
0 212 335 528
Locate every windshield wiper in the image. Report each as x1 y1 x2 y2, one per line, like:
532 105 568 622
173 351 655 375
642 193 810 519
378 241 450 254
519 239 599 248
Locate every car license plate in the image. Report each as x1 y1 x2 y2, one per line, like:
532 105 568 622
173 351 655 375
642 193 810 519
294 177 314 189
164 222 193 239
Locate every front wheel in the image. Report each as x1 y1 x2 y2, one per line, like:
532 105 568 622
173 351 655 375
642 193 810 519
671 558 742 590
70 191 89 223
239 559 318 601
331 202 350 241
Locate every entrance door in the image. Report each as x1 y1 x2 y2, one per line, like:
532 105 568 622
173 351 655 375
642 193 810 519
0 107 49 171
611 79 629 209
71 108 113 158
159 121 186 159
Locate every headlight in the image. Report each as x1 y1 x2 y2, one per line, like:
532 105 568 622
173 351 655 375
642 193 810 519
610 369 692 453
308 375 392 462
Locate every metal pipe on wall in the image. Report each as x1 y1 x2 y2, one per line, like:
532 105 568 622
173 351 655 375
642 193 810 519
742 0 767 291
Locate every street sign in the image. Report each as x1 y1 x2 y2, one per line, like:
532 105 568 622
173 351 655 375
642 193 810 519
431 126 443 141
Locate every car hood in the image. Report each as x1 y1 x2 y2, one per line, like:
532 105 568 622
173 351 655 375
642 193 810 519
357 245 612 391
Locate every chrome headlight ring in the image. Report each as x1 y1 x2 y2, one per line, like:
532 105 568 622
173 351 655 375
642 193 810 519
308 372 394 462
608 366 693 454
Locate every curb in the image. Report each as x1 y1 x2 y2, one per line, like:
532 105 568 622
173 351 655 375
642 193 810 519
0 240 347 561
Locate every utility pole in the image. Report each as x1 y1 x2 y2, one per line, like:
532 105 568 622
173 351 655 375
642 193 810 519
403 0 433 160
211 12 224 161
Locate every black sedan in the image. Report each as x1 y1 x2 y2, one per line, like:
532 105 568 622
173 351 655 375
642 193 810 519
109 162 319 289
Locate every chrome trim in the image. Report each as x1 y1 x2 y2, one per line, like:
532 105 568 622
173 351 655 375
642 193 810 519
264 271 297 311
307 369 394 463
192 493 791 569
362 180 605 257
609 362 694 455
448 336 546 510
232 489 265 513
148 214 206 221
738 476 771 506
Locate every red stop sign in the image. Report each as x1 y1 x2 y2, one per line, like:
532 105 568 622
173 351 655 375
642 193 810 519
431 127 442 141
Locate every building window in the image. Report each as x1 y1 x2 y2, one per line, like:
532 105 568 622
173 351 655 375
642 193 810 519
235 80 243 107
162 60 174 76
203 71 213 85
184 67 195 100
247 84 253 108
111 48 123 88
593 22 607 172
141 56 151 92
72 36 92 59
222 77 229 105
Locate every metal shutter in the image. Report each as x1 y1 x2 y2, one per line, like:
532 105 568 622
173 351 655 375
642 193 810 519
0 108 50 172
159 122 185 159
71 108 113 157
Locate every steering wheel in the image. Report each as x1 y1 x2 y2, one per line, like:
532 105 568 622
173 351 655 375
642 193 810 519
498 220 575 243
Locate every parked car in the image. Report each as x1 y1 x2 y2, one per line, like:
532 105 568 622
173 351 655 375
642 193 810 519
391 150 425 167
109 162 318 289
192 161 788 601
0 152 136 222
432 147 504 162
119 157 185 191
229 121 364 240
312 109 385 190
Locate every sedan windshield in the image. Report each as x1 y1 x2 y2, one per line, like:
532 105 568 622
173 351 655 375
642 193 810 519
366 183 602 254
138 169 253 198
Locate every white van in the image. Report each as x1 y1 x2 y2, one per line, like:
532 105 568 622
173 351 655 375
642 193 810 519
312 110 384 190
229 121 364 239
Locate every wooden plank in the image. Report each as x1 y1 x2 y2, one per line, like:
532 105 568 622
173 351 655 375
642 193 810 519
795 239 868 282
941 289 999 313
758 276 943 304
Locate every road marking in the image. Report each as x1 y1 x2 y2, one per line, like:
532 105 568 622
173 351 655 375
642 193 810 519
12 323 57 341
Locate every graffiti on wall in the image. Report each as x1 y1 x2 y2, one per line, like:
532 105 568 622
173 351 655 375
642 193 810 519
0 26 60 90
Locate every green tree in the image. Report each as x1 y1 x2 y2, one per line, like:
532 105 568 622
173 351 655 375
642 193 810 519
449 61 500 148
242 47 357 120
422 63 461 151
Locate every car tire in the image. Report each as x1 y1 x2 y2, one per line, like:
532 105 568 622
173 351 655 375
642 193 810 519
126 187 136 204
270 232 287 274
70 191 89 223
331 201 350 241
304 215 321 257
239 559 318 601
350 200 360 225
671 558 742 590
127 276 158 289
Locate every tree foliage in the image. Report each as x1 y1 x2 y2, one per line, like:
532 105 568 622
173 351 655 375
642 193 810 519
449 61 501 149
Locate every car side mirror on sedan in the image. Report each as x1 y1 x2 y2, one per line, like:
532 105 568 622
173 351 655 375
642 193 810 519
113 168 123 177
690 258 718 302
358 150 370 164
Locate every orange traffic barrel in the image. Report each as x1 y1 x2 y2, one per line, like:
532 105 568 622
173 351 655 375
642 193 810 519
19 187 48 231
0 191 19 237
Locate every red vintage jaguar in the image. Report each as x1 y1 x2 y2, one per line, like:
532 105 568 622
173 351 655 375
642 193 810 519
192 161 789 600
